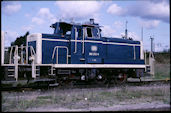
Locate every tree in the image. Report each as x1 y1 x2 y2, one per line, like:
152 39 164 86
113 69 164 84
11 31 29 46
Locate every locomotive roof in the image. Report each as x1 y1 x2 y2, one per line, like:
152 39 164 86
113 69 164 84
51 21 101 28
49 19 139 42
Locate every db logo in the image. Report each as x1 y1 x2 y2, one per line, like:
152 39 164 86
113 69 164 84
91 46 97 52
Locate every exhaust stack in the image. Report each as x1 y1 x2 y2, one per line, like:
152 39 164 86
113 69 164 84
90 18 94 24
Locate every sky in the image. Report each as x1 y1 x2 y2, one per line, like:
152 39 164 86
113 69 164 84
1 0 170 52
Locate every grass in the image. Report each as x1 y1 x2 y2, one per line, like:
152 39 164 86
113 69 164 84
154 63 170 80
145 52 170 80
36 95 52 99
2 84 170 111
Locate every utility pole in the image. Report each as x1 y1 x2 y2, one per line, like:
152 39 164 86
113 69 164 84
149 36 155 77
141 27 143 41
125 21 128 39
150 36 154 53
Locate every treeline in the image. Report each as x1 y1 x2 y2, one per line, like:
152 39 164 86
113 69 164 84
11 31 29 46
154 50 170 64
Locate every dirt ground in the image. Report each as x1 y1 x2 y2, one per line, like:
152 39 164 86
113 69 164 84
25 102 170 111
1 82 170 112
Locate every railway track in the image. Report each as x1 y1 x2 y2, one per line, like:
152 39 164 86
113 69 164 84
1 78 170 91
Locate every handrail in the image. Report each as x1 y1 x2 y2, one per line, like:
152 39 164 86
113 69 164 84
52 46 68 64
144 50 147 65
82 28 85 54
133 45 136 60
74 27 77 53
26 46 28 64
8 45 36 64
14 45 18 57
9 45 19 64
30 46 36 56
52 46 57 60
20 45 23 64
9 46 14 64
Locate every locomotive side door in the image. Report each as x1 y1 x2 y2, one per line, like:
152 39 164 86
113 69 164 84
58 47 68 64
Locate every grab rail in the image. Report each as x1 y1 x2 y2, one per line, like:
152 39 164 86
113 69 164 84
74 27 77 53
82 28 85 54
8 45 36 64
52 46 68 64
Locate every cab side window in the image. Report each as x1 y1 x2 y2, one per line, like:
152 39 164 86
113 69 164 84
78 28 82 38
92 28 99 37
86 27 100 39
87 27 92 37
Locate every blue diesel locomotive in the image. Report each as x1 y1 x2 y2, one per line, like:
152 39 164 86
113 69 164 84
26 19 146 84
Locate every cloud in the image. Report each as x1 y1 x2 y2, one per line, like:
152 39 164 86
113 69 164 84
91 13 101 24
101 24 141 41
113 21 124 29
101 25 116 37
2 30 19 46
129 1 169 23
22 25 34 31
38 8 57 23
138 19 160 29
31 8 57 25
38 8 52 17
32 17 45 25
55 1 101 20
121 32 141 41
127 32 141 41
150 0 170 4
107 1 169 23
25 13 31 18
2 1 21 15
107 4 125 16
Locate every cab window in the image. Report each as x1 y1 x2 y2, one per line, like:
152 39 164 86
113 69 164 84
92 28 99 37
58 23 72 36
87 27 92 37
86 27 100 38
78 28 82 38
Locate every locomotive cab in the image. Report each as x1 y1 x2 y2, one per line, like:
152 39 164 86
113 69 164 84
50 22 72 39
69 19 103 64
50 19 102 40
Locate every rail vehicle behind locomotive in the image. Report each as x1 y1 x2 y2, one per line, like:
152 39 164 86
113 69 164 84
1 19 155 84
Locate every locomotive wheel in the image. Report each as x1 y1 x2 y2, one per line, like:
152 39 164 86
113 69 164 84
114 73 127 84
95 74 106 85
